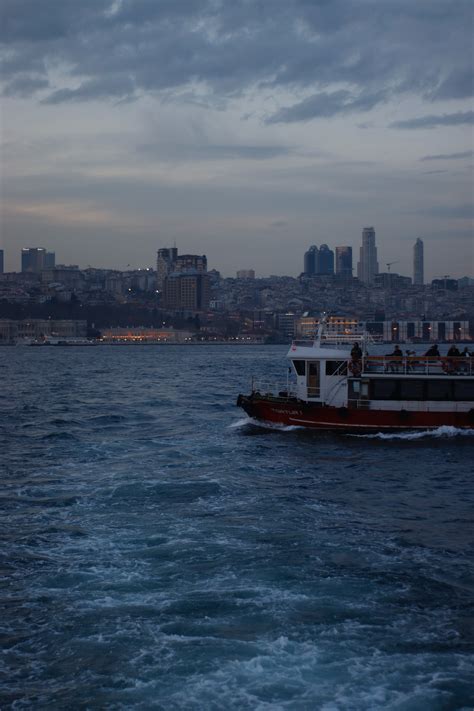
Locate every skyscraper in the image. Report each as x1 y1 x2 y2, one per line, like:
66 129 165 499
21 247 46 273
0 249 3 274
335 246 353 277
318 244 334 275
357 227 379 284
44 251 55 269
156 247 178 290
413 238 424 285
303 245 318 275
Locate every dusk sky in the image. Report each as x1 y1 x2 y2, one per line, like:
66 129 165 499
1 0 473 279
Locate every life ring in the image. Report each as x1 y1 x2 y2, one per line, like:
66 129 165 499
349 359 362 377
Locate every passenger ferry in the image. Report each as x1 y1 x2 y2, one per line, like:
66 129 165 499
237 318 474 432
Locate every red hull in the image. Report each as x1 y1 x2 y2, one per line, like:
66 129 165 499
237 395 474 432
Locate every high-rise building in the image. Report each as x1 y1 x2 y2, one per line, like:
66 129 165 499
175 254 207 273
156 247 178 290
357 227 379 284
0 249 3 274
236 269 255 279
335 246 353 277
164 271 210 311
318 244 334 275
44 251 55 269
413 238 424 285
21 247 46 273
304 245 318 275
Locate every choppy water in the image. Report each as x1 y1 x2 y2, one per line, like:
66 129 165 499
1 345 473 710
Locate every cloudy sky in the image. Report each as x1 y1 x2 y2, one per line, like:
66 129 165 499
1 0 473 279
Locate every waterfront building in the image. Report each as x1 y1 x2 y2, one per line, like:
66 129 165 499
335 246 352 277
303 245 318 275
100 327 193 343
0 319 87 344
357 227 379 285
295 316 470 343
413 238 424 285
318 245 335 275
275 312 296 339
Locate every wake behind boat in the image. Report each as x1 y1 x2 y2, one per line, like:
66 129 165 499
237 317 474 432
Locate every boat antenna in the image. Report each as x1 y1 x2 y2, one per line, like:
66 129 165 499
314 312 327 348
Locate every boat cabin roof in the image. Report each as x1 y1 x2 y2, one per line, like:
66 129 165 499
287 344 349 359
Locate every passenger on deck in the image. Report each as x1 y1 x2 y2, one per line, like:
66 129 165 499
386 345 403 372
447 344 461 374
424 344 440 358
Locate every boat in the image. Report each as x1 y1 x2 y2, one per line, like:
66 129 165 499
237 317 474 432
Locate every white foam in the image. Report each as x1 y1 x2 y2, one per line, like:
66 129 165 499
229 417 303 432
350 426 474 441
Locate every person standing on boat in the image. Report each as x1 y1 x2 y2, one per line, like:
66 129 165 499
351 342 362 360
350 341 363 376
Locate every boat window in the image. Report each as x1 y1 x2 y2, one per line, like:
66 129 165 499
453 380 474 401
293 360 306 376
370 379 398 400
326 360 348 376
399 380 425 400
307 361 320 398
426 380 452 401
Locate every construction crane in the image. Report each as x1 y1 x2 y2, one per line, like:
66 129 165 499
386 261 399 273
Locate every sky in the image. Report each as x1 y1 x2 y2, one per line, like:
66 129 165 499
1 0 473 279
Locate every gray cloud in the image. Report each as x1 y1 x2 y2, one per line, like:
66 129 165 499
390 111 474 130
136 143 293 162
266 90 387 123
1 0 472 121
2 73 49 97
425 204 474 219
431 67 474 101
420 150 474 161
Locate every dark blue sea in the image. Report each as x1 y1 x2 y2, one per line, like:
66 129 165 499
1 345 473 710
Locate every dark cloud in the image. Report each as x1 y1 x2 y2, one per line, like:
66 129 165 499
420 150 474 161
0 0 472 120
390 111 474 130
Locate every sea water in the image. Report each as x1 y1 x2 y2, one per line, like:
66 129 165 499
1 345 473 710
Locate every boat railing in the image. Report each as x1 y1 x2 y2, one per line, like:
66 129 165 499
251 379 297 398
358 356 473 377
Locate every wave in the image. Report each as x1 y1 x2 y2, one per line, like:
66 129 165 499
229 417 303 432
350 426 474 441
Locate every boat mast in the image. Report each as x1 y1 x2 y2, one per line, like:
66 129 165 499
314 312 327 348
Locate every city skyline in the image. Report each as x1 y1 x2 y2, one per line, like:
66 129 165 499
1 1 473 279
0 231 471 284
